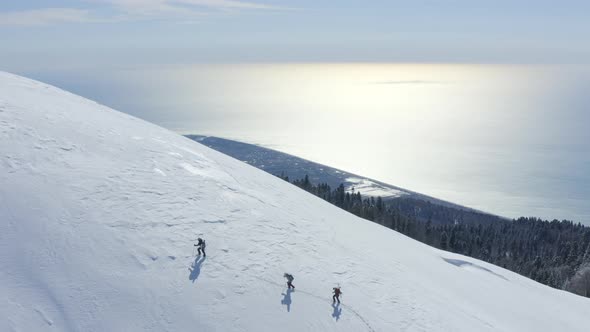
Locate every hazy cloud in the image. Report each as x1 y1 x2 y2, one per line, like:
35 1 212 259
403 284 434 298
0 8 99 26
0 0 282 26
106 0 279 10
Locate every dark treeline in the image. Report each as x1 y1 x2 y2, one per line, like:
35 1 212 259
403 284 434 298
281 173 590 298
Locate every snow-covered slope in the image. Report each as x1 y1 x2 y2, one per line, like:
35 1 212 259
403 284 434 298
1 71 589 332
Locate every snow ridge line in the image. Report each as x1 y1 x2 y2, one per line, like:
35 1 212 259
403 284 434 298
254 276 376 332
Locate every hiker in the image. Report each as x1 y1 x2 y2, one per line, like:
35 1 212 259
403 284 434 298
284 273 295 290
332 286 342 304
194 238 206 257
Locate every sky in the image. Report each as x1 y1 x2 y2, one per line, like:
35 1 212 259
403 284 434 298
2 0 590 70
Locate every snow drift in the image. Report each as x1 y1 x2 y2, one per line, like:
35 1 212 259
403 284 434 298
1 71 589 332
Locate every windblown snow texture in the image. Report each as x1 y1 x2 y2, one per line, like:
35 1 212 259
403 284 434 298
1 71 589 331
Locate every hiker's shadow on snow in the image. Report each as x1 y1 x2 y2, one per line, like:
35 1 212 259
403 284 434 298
331 303 342 321
281 288 293 312
188 256 206 283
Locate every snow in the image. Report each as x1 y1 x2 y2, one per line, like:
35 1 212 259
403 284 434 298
1 71 589 332
345 177 407 198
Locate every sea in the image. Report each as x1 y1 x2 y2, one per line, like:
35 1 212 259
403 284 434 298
26 63 590 224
